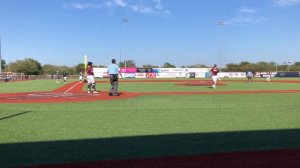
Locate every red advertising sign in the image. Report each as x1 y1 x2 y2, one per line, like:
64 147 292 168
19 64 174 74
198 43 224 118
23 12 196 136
146 73 156 78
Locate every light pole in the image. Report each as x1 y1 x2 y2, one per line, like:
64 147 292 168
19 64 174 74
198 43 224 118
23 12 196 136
217 20 224 71
121 17 130 68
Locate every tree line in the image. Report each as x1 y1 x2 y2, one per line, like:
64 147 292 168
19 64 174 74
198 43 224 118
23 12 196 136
1 58 299 75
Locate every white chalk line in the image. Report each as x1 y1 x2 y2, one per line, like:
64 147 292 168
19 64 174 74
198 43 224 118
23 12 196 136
64 82 82 94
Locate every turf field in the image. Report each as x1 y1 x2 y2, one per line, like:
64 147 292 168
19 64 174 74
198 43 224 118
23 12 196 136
0 78 300 167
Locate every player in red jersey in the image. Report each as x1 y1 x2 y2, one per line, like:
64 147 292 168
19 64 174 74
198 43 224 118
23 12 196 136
210 64 220 89
86 62 98 94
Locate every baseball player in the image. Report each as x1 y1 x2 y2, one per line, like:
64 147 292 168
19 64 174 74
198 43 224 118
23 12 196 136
79 71 83 82
246 69 254 83
266 72 271 82
56 70 60 83
63 71 68 84
210 64 220 89
86 62 98 94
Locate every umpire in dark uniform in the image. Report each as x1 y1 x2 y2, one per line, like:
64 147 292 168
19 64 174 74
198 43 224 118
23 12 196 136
107 59 122 96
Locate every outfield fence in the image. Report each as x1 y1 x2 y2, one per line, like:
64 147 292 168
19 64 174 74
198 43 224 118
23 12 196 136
0 72 80 82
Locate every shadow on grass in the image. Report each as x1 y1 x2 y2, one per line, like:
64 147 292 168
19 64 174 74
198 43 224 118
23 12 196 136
0 111 32 121
0 128 299 167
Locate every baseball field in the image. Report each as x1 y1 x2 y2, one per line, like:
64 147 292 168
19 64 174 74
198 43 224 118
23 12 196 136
0 78 300 168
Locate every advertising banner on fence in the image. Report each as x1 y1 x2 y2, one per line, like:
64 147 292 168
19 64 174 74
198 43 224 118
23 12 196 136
93 68 108 73
135 73 147 78
276 72 300 77
123 73 136 78
120 68 137 73
137 68 152 73
176 72 189 78
187 68 210 73
97 72 110 78
156 73 176 78
256 72 277 78
196 72 207 78
153 68 210 73
216 72 246 78
146 73 156 78
152 68 169 73
94 68 107 78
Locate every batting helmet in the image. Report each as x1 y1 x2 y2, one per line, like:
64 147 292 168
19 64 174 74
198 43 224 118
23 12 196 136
87 62 93 65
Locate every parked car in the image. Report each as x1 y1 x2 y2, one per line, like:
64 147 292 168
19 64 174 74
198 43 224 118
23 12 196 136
0 75 12 82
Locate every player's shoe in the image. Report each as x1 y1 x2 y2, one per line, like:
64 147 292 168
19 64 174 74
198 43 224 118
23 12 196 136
88 91 91 94
93 91 99 94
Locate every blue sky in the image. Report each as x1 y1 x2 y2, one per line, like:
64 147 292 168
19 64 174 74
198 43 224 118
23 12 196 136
0 0 300 67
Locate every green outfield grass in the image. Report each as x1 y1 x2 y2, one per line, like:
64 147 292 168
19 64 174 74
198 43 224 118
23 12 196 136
0 78 300 167
96 78 300 92
0 79 76 93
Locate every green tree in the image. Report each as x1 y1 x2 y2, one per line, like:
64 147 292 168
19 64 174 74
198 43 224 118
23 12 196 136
162 62 176 68
142 64 159 68
7 58 43 75
224 63 239 72
239 61 254 72
43 64 58 75
289 62 300 71
254 62 269 72
1 59 6 72
119 60 136 68
184 64 208 68
75 63 85 74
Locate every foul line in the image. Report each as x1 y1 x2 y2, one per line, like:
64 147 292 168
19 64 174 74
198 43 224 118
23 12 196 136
64 82 82 94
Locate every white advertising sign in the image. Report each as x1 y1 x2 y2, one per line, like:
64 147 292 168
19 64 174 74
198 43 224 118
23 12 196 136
156 73 177 78
135 73 147 78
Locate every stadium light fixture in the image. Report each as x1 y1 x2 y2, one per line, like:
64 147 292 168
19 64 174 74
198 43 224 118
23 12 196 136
121 17 130 68
217 20 224 70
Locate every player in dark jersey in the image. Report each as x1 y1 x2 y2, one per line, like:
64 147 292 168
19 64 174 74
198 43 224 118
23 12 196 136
86 62 98 94
62 71 68 84
210 64 220 89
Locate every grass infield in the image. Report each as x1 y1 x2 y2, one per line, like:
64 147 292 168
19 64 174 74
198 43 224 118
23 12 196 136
0 78 299 167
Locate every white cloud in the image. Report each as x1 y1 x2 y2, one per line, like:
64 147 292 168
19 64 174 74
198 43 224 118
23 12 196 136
105 0 127 8
106 0 170 15
64 3 102 9
131 4 154 14
64 0 170 15
226 16 266 25
238 7 257 14
225 7 266 25
274 0 300 7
